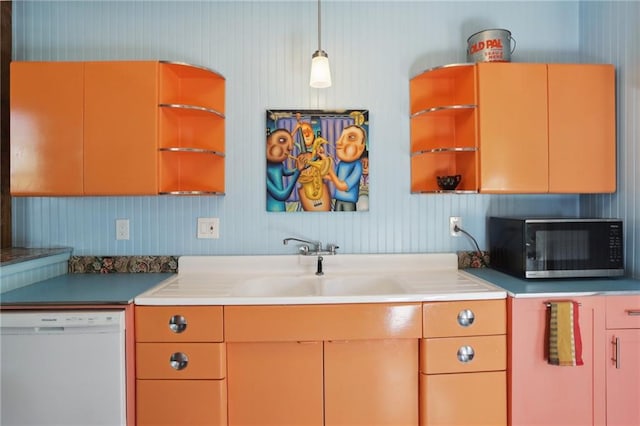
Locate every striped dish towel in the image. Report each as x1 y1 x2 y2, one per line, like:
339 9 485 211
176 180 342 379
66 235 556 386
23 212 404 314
547 301 584 366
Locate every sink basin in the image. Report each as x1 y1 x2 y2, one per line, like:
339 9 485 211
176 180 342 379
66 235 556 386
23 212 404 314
232 276 319 297
232 275 406 298
320 276 405 296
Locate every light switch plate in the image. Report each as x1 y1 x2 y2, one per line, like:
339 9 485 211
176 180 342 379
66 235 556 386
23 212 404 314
197 217 219 239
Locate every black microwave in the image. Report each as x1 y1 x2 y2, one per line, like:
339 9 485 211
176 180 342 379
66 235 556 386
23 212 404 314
488 217 624 279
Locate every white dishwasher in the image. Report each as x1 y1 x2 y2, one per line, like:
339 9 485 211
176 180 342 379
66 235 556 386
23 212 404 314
0 310 126 426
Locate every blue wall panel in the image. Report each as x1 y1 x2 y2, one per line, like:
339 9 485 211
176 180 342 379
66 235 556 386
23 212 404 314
579 1 640 278
12 1 587 257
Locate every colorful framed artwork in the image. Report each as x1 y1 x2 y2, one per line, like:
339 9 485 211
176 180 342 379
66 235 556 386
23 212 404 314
266 109 369 212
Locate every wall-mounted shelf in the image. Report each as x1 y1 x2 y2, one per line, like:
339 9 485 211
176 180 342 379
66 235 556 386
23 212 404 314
410 64 478 193
158 62 226 195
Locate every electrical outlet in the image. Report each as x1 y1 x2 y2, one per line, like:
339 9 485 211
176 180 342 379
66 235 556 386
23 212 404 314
197 217 219 239
116 219 130 240
450 216 461 237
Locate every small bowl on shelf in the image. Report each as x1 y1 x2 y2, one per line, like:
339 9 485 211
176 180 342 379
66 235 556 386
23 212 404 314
436 174 462 191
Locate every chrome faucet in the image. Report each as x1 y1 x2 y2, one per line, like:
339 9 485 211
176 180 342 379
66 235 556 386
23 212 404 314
283 237 339 276
282 237 322 255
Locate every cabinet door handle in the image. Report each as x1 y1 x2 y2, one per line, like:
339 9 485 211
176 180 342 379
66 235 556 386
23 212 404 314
612 336 621 369
168 315 187 333
625 309 640 316
457 345 475 363
457 309 475 327
170 352 189 370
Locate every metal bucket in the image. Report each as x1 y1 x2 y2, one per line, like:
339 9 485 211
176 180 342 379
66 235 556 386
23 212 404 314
467 29 516 62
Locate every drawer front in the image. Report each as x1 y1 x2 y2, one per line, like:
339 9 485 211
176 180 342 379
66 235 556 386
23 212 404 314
423 299 506 338
137 379 227 426
136 306 223 342
136 342 226 379
606 295 640 329
419 371 506 426
225 303 422 342
420 335 506 374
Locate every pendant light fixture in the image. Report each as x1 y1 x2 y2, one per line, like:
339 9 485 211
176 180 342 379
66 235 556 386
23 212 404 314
309 0 332 88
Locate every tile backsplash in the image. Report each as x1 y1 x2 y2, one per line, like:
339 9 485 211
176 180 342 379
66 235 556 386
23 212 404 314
68 256 179 274
67 252 486 274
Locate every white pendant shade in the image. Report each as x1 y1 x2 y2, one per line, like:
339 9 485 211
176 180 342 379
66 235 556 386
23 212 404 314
309 0 331 88
310 50 332 88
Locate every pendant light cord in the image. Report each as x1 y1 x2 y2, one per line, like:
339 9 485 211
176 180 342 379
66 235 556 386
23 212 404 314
317 0 322 51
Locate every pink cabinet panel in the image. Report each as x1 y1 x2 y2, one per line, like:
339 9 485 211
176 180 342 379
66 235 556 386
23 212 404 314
605 295 640 426
508 296 606 426
605 329 640 426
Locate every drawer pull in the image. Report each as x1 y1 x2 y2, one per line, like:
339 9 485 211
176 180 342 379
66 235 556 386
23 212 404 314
457 345 475 363
457 309 475 327
168 315 187 333
626 309 640 316
169 352 189 370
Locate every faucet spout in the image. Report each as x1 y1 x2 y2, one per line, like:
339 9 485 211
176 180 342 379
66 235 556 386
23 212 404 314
283 237 321 253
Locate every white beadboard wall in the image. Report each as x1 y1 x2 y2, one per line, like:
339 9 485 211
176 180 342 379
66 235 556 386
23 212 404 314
578 1 640 278
14 1 628 266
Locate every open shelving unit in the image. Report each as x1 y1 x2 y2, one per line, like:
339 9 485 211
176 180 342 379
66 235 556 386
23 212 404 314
409 63 478 193
158 61 226 195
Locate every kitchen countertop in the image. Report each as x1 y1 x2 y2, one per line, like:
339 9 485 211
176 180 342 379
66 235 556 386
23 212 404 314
3 253 636 307
135 253 507 305
466 267 640 298
0 273 174 305
0 247 73 267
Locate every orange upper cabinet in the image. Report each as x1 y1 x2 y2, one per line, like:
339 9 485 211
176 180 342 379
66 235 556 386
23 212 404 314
476 63 549 193
84 61 159 195
547 64 616 193
409 62 616 194
10 62 85 195
10 60 225 196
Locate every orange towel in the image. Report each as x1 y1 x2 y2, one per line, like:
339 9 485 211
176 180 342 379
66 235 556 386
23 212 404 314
547 301 584 366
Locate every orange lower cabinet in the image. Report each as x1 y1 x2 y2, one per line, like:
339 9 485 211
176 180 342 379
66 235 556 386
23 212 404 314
226 341 324 426
420 300 507 426
136 342 226 380
420 371 506 426
136 379 226 426
324 339 419 426
135 306 227 424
